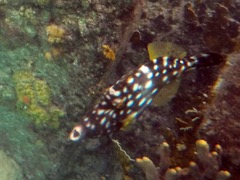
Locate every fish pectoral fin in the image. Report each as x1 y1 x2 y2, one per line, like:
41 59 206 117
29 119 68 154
147 41 187 61
152 78 181 107
120 113 137 131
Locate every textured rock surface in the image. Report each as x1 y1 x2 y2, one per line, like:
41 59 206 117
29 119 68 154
199 53 240 178
0 150 23 180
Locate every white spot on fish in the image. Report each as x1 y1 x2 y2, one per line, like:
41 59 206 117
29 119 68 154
147 98 152 105
131 112 138 118
163 57 168 67
145 80 153 89
153 59 157 63
100 117 106 125
120 110 124 115
147 72 153 79
104 109 110 114
155 72 160 77
154 65 158 70
139 98 146 107
133 83 140 91
187 62 192 67
173 59 178 68
133 83 139 91
151 88 158 95
136 93 142 99
101 101 107 105
162 69 167 74
123 86 128 93
162 76 168 82
200 53 209 57
135 72 141 77
97 109 105 115
106 121 110 129
112 113 116 119
84 117 89 122
90 124 95 130
106 94 111 100
139 65 150 74
127 109 132 114
173 71 178 76
181 66 186 71
109 110 114 116
190 56 198 61
86 122 91 128
127 100 134 107
127 77 134 84
180 60 184 64
128 94 132 99
112 98 122 106
109 87 121 96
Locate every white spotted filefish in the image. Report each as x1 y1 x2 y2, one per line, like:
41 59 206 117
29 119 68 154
69 52 223 141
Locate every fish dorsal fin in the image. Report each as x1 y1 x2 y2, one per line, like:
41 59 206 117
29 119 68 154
147 41 187 61
152 78 181 107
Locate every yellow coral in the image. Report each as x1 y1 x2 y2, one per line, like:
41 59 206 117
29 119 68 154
102 44 116 61
45 48 62 61
46 24 65 43
34 79 50 106
44 51 52 60
13 71 64 129
28 105 50 125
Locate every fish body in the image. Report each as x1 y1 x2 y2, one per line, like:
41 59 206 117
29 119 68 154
69 53 223 141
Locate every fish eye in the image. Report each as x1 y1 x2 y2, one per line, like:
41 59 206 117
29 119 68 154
69 125 83 141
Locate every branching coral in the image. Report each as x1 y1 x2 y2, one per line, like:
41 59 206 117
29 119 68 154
136 157 158 180
136 140 231 180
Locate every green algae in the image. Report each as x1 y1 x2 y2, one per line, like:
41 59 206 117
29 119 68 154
0 106 55 179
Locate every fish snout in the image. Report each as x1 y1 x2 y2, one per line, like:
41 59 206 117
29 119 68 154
69 125 85 141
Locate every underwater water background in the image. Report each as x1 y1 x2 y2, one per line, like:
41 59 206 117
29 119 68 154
0 0 240 179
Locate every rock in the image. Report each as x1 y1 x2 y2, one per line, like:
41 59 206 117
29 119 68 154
0 150 23 180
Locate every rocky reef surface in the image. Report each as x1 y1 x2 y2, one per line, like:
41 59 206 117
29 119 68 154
0 149 23 180
0 0 239 179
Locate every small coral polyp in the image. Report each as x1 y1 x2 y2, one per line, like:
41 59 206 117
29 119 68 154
13 71 64 129
46 24 66 43
102 44 116 61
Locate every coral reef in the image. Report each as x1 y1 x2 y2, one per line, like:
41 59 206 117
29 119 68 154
0 0 239 179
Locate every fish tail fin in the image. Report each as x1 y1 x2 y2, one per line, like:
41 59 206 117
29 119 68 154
190 53 225 68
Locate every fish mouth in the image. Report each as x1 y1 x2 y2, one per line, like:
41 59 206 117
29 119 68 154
69 125 84 141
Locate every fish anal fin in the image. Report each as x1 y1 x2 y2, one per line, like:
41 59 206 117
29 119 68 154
120 113 137 131
152 78 181 107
